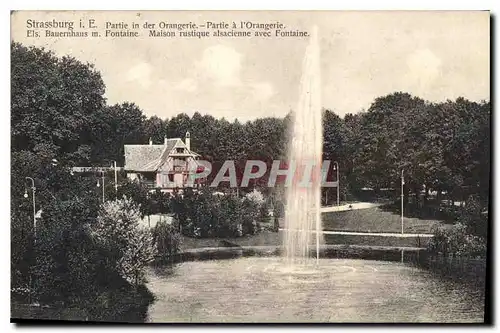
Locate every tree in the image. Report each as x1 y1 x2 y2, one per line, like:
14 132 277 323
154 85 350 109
242 117 287 190
342 112 364 196
355 93 423 187
90 103 146 165
115 179 150 218
11 42 105 166
142 115 169 144
33 198 101 304
93 197 157 285
166 113 191 140
189 112 218 156
443 99 490 205
322 109 349 201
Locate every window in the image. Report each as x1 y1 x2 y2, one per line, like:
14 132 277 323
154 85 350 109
143 172 155 181
173 158 186 166
176 148 183 154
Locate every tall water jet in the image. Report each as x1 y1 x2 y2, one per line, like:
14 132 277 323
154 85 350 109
283 26 323 264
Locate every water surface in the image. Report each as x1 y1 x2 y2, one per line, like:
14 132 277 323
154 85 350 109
146 257 484 323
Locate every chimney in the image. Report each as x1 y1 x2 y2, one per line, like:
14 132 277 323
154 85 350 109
149 137 152 145
185 131 191 150
164 134 168 145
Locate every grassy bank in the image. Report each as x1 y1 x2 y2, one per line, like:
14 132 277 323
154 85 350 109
321 207 446 234
180 231 280 250
180 230 431 251
179 206 445 250
323 234 431 248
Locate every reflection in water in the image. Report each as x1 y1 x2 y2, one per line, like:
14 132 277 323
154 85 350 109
146 256 485 323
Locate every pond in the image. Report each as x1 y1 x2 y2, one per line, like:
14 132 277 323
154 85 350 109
145 251 485 323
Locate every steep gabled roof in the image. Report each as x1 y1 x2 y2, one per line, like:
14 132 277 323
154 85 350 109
124 138 199 172
170 139 201 157
124 144 166 171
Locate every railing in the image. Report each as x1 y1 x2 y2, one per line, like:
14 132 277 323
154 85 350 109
141 180 201 190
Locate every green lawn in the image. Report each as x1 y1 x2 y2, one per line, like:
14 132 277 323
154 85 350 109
323 234 431 248
180 232 280 250
179 207 448 250
321 207 447 234
180 229 431 250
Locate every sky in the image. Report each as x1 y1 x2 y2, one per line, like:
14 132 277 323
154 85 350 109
11 10 490 121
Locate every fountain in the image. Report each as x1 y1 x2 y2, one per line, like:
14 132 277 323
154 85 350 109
283 25 324 264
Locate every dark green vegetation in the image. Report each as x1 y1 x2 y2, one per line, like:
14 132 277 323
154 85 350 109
171 188 265 238
11 40 489 321
426 195 488 258
105 183 268 239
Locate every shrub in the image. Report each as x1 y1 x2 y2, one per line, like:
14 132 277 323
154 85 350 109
241 197 260 235
273 200 285 218
427 223 486 258
427 194 488 259
171 189 261 238
29 198 102 305
152 221 182 262
217 195 242 237
12 193 156 318
149 190 171 215
245 189 265 207
119 228 157 285
93 197 157 285
457 194 488 238
114 180 150 218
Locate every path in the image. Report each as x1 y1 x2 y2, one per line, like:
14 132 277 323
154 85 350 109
320 202 383 213
278 228 434 238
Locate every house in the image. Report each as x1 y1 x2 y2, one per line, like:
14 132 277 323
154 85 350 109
124 131 202 191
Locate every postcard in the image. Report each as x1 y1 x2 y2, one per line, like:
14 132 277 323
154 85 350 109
10 10 490 324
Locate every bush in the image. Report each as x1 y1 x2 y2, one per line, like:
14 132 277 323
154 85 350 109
152 221 181 262
149 190 171 215
171 189 261 239
93 197 157 285
273 200 285 218
11 189 156 319
457 194 488 238
28 197 102 305
427 223 486 258
241 196 260 235
427 194 488 259
245 189 265 207
114 180 150 218
11 211 34 297
216 194 242 237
